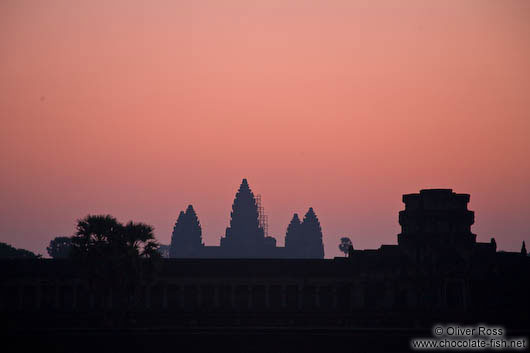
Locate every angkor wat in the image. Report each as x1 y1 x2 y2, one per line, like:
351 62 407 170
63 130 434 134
169 178 325 258
1 188 528 352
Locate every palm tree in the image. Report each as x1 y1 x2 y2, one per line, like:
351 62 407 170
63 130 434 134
70 214 160 327
71 215 160 259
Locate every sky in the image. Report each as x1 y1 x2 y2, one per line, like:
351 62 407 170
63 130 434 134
1 0 529 258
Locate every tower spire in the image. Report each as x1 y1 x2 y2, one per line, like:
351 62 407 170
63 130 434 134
169 206 203 258
285 213 301 251
221 178 264 255
300 207 325 259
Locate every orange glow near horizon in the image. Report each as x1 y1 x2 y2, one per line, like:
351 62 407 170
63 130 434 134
1 0 529 257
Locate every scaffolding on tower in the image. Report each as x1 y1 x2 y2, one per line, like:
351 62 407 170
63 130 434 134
255 194 269 237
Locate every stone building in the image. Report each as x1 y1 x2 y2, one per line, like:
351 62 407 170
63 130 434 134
1 189 528 352
169 205 203 258
169 179 325 258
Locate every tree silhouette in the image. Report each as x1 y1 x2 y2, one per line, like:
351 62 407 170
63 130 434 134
70 214 160 326
338 237 352 257
522 241 527 256
157 244 170 258
0 242 40 258
71 215 159 260
47 236 73 258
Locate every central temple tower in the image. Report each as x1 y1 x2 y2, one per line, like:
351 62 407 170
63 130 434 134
220 179 267 257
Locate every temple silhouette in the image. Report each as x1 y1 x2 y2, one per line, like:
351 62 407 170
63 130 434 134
169 179 325 258
1 187 528 352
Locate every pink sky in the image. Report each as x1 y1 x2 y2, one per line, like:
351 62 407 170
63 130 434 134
1 0 529 257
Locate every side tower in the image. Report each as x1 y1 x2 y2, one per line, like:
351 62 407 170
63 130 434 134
284 209 324 259
284 213 301 253
398 189 476 263
284 208 324 258
300 208 325 259
169 205 204 258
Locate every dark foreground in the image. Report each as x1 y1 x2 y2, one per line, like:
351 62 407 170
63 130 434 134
2 327 434 353
5 326 530 353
